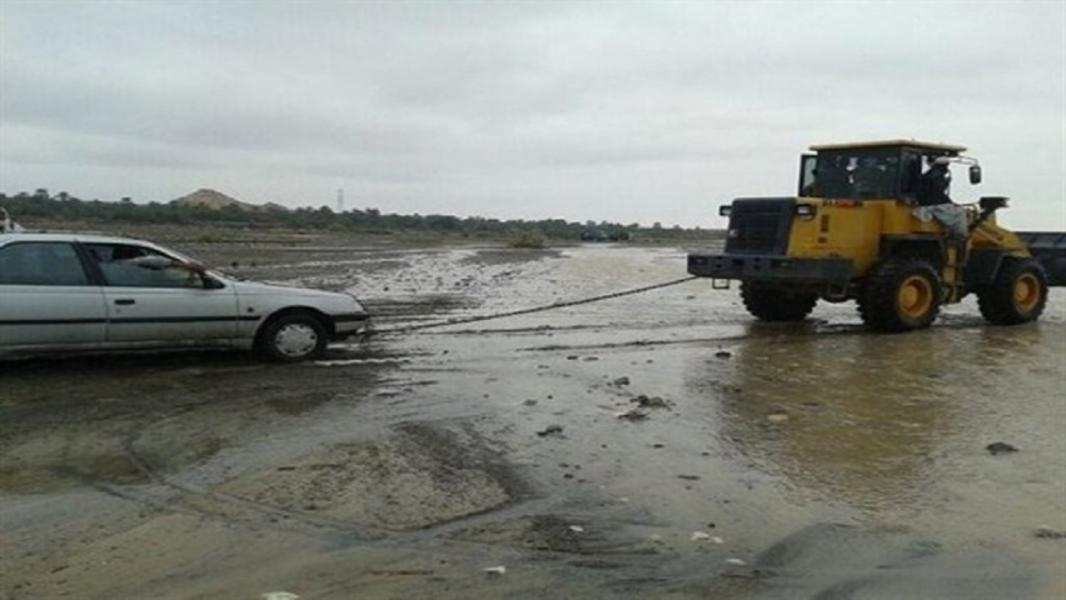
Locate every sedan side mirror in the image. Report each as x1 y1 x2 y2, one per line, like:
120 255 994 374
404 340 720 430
969 164 982 185
200 274 226 290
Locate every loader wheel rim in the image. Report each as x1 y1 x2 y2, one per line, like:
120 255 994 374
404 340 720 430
898 275 933 320
1013 273 1041 312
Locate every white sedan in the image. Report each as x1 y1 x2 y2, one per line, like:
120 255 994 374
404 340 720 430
0 232 368 361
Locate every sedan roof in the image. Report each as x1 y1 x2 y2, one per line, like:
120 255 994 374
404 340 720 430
0 232 149 246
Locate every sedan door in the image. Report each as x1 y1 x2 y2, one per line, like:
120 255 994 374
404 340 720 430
82 242 239 345
0 241 106 350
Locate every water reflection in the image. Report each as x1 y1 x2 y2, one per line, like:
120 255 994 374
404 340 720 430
685 322 1052 513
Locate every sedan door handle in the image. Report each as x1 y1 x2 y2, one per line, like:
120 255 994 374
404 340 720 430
114 299 136 306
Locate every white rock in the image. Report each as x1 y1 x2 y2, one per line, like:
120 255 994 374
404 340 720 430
569 525 585 533
691 531 712 541
261 593 300 600
484 566 507 576
725 558 747 566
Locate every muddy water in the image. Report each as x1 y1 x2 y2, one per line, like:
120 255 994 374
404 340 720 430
1 243 1063 599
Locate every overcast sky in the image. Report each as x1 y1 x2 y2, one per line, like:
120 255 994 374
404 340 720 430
1 1 1063 228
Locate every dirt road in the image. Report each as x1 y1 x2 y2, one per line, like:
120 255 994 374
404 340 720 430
2 243 1064 599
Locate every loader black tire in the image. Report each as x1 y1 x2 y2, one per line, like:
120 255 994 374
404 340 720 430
740 282 817 321
858 258 941 333
976 257 1047 325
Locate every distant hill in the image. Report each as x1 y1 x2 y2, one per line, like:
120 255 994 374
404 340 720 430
170 188 287 212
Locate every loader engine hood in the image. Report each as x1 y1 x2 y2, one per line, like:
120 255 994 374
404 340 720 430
724 197 796 256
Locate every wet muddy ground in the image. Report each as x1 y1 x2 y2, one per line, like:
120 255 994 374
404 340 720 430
2 241 1064 599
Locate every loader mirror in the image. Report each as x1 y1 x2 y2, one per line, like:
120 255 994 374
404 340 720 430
969 164 982 185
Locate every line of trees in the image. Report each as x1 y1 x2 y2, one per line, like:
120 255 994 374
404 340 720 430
0 189 718 241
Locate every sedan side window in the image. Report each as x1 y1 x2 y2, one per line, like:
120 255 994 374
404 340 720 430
85 243 204 288
0 242 90 286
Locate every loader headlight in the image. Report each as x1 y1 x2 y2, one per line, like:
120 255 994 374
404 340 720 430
795 204 817 219
719 205 733 217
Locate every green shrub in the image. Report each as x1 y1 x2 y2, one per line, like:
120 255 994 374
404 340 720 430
508 231 546 249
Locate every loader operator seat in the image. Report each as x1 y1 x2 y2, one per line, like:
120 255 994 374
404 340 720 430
918 157 952 206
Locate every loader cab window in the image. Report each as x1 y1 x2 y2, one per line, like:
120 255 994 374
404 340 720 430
899 151 923 202
813 149 900 199
798 154 817 197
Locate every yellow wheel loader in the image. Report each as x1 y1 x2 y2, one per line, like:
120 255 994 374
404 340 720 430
688 140 1065 332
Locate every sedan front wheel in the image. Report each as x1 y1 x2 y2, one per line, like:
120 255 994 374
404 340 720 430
256 312 329 362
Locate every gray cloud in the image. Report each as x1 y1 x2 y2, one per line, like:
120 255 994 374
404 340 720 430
1 0 1063 228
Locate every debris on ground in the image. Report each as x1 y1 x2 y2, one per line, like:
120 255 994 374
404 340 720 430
261 592 300 600
677 474 700 481
616 408 649 421
986 442 1019 455
612 376 631 386
632 394 669 409
569 525 585 533
1034 527 1066 539
767 412 790 424
536 425 564 437
714 350 732 359
725 558 747 566
484 566 507 576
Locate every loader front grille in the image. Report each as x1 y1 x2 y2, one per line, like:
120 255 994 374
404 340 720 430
724 198 795 256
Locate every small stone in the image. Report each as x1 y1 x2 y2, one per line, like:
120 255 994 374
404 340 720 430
986 442 1018 455
633 395 669 409
569 525 585 533
484 566 507 576
715 350 732 359
536 425 564 437
567 355 580 360
725 558 746 566
522 399 538 406
767 412 790 424
691 531 712 541
1035 527 1066 539
677 474 700 481
649 534 664 543
613 376 631 386
617 408 648 421
261 593 300 600
582 356 600 362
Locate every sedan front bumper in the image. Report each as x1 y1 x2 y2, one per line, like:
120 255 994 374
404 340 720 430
687 254 852 284
331 312 370 339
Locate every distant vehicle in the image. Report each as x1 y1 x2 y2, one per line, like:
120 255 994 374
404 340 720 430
0 231 368 361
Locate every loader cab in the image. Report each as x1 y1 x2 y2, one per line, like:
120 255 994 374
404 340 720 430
798 140 971 203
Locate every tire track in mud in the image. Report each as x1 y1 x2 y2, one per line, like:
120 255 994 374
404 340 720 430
117 431 391 540
106 416 665 570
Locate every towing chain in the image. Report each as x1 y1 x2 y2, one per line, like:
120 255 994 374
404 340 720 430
363 275 699 337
